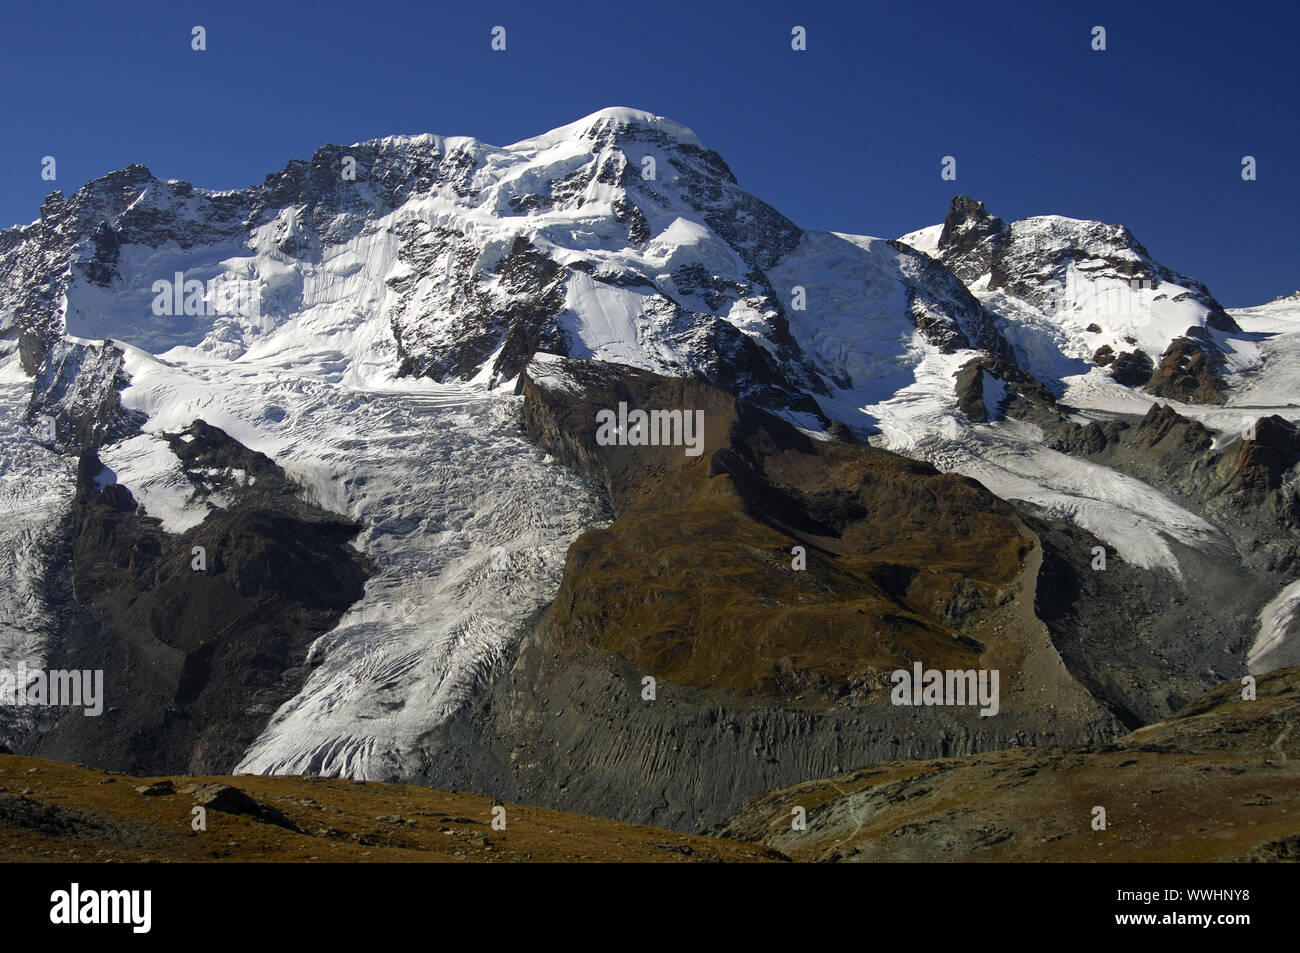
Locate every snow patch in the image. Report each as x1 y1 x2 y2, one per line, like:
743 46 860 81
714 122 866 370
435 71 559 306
1248 578 1300 674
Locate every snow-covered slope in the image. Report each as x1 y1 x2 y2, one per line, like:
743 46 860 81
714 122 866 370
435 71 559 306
904 197 1238 390
1223 292 1300 410
898 223 942 257
1249 577 1300 674
897 204 1300 441
2 109 1027 439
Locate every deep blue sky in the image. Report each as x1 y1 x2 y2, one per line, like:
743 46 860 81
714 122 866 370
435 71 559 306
2 0 1294 306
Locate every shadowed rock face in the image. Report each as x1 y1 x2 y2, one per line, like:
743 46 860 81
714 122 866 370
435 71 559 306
716 666 1300 863
22 420 372 775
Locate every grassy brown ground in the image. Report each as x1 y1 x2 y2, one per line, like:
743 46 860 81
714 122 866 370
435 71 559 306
717 667 1300 862
0 757 782 863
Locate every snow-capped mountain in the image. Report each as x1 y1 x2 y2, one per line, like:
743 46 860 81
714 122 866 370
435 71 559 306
899 195 1251 406
893 197 1300 572
1 109 1297 807
0 107 1036 774
2 108 1016 437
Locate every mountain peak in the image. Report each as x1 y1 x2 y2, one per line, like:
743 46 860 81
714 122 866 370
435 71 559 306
938 195 1005 249
510 107 703 153
946 194 992 222
574 106 700 142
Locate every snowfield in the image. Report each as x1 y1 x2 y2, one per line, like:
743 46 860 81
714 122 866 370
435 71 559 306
1249 577 1300 674
102 344 606 780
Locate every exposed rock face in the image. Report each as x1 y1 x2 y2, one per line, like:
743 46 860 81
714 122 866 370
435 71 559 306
716 666 1300 862
22 421 371 775
25 339 144 453
951 354 1050 423
936 196 1008 283
934 196 1237 330
888 239 1012 359
1042 402 1300 572
1016 507 1260 726
953 360 996 422
1109 349 1154 387
1147 333 1227 403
